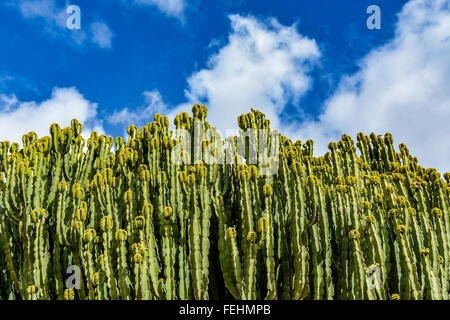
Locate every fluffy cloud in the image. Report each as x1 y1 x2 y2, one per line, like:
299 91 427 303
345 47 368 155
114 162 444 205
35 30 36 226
0 87 104 144
162 2 449 172
17 0 66 27
105 1 449 172
168 14 321 136
133 0 186 19
90 21 114 49
12 0 114 49
291 0 450 172
108 90 168 127
11 0 447 173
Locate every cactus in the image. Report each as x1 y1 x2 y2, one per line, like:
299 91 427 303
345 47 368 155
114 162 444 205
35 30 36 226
0 107 449 300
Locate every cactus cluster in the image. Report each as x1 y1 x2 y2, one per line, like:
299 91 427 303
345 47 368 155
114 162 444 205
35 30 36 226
0 106 449 300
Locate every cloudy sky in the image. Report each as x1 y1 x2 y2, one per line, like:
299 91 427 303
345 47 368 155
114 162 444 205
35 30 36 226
0 0 449 172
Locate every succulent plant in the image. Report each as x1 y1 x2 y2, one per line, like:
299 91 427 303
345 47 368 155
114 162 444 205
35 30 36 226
0 106 448 300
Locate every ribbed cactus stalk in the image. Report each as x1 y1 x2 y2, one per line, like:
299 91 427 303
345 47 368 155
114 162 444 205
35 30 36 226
0 107 449 300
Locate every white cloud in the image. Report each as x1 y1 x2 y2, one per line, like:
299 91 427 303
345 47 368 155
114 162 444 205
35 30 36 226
290 0 450 172
0 87 104 144
133 0 186 19
167 14 321 136
17 0 66 27
104 1 449 173
108 90 168 126
13 0 114 49
90 21 114 49
11 0 446 174
0 93 19 112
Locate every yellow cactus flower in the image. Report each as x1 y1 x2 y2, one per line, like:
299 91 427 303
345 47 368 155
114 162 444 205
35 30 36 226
348 229 360 239
290 162 303 176
64 288 75 300
246 231 257 243
75 208 87 222
134 216 146 229
73 221 83 230
134 253 143 263
123 189 134 203
346 176 357 186
26 285 36 295
238 169 250 182
83 229 97 243
408 207 417 216
388 209 399 219
361 201 372 210
431 208 443 218
396 196 407 208
115 229 128 242
226 227 237 239
369 175 381 185
263 184 273 197
142 203 154 216
163 206 173 219
396 225 407 234
100 216 114 231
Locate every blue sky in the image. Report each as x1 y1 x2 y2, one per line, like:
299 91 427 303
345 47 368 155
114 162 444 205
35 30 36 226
0 0 449 172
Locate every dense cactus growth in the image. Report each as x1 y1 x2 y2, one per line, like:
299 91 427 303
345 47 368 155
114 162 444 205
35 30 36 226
0 106 449 300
